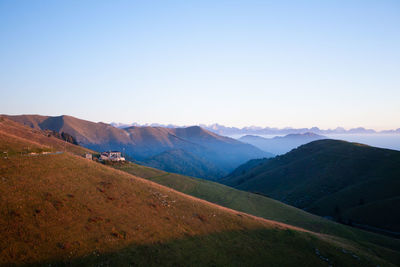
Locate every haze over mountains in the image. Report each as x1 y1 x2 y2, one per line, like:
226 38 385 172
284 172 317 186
223 139 400 235
239 132 327 155
112 122 400 135
112 122 400 151
5 115 269 179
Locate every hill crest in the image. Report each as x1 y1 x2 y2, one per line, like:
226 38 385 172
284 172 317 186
223 139 400 234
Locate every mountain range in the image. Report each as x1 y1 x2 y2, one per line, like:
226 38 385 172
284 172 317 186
112 122 400 135
4 114 400 237
1 115 399 266
4 115 270 179
222 139 400 235
239 132 327 155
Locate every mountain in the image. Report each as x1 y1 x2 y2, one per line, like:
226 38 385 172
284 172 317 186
111 122 181 128
2 116 399 266
110 122 400 135
381 128 400 134
4 114 131 146
222 139 400 235
223 157 267 178
239 132 327 155
0 116 93 156
141 149 226 178
4 115 268 179
2 117 398 266
203 124 381 135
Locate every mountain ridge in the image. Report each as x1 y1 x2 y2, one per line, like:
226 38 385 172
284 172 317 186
111 121 400 135
4 114 269 179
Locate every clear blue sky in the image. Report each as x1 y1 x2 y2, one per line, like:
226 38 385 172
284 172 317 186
1 0 399 130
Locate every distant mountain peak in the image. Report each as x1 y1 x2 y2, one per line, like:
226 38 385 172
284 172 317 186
109 122 398 135
182 125 203 131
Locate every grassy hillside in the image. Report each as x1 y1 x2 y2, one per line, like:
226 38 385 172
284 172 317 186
0 116 93 156
225 157 267 178
1 118 395 266
4 114 132 145
113 161 400 263
222 139 400 234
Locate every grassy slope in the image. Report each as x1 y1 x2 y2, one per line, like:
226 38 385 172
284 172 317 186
0 119 398 266
3 114 132 145
113 162 400 263
221 139 400 232
0 153 287 265
0 116 93 156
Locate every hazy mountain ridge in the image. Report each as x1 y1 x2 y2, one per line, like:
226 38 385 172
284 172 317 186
222 139 400 234
112 122 400 135
205 124 399 135
239 132 327 155
5 115 268 179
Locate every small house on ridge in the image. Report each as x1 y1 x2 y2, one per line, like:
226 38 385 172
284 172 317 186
100 151 125 161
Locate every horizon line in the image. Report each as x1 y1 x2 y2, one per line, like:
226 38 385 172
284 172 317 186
2 113 398 133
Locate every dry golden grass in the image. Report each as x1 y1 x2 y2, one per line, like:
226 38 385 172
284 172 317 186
0 116 92 156
0 153 286 264
2 153 394 266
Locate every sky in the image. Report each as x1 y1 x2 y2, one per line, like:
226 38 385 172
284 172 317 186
1 0 399 130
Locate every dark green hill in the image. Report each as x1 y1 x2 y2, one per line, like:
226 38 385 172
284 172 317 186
225 157 267 178
222 139 400 234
